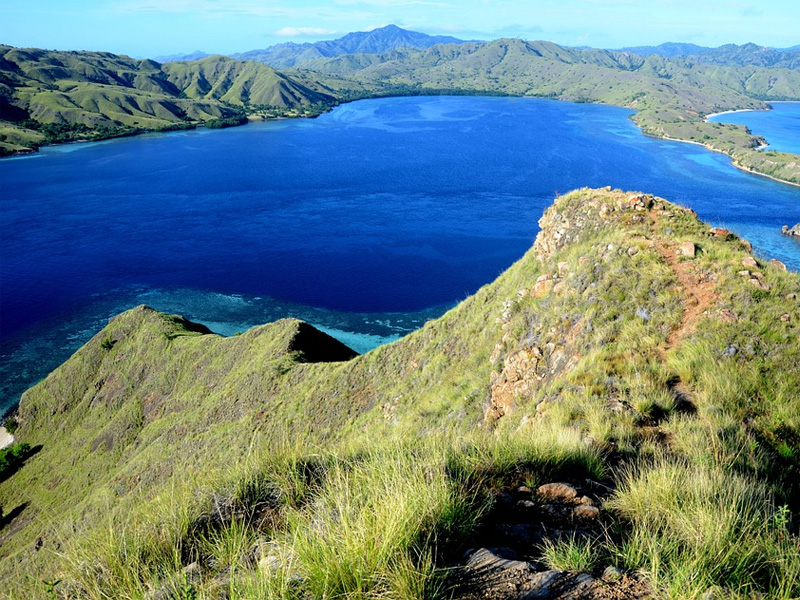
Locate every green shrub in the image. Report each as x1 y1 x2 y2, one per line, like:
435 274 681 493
3 417 18 434
0 442 31 478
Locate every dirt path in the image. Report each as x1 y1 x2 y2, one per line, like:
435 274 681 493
650 215 718 359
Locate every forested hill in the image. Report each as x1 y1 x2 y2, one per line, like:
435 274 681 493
0 47 341 155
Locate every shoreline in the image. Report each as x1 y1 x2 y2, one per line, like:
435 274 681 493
704 107 767 121
656 134 800 189
0 426 13 449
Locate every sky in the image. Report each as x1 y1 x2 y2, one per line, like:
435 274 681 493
1 0 799 59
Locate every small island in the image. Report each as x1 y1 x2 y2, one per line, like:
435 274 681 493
783 223 800 238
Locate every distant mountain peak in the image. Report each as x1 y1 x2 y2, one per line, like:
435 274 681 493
153 50 211 63
232 24 467 68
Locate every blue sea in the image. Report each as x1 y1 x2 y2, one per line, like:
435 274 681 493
1 96 799 414
708 102 800 154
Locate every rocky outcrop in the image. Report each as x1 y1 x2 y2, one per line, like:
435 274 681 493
782 223 800 239
449 481 652 599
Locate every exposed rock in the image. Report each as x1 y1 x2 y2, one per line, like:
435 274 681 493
750 278 770 291
558 573 596 598
465 547 536 575
769 259 788 271
718 309 738 323
781 313 791 322
524 570 563 598
602 566 625 582
677 241 696 257
537 482 578 502
488 346 550 421
742 256 759 268
624 194 654 211
781 223 800 238
533 276 555 298
573 505 600 520
709 227 730 237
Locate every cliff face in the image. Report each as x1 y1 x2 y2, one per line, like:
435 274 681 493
1 188 798 598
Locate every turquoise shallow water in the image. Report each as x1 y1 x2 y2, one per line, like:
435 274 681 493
708 102 800 154
1 95 799 414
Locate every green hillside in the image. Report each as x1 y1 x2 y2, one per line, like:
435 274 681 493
0 47 339 155
2 188 798 599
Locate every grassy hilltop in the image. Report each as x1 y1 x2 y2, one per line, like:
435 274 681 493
1 188 798 599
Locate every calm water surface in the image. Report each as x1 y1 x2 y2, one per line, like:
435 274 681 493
709 102 800 154
2 96 799 413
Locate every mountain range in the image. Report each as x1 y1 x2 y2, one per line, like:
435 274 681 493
157 26 800 71
230 24 468 69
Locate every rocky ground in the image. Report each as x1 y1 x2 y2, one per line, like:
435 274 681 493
448 481 652 600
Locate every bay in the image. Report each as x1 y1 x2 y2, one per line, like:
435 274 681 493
708 102 800 155
2 95 799 415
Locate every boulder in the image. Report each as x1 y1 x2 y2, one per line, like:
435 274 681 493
742 256 759 268
573 505 600 520
532 278 554 298
769 259 788 271
625 194 654 211
678 241 696 257
537 482 578 502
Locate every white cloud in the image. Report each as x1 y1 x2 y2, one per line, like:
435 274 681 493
276 26 338 36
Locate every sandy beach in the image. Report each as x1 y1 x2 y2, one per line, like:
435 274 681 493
0 426 13 449
704 108 765 121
